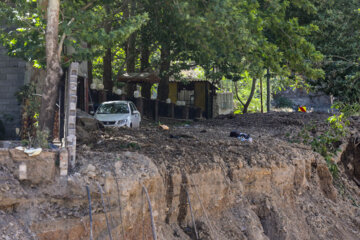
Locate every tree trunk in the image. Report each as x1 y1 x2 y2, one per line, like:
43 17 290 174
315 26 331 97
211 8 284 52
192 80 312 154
233 81 245 107
158 44 171 101
126 34 137 73
39 0 62 137
87 44 93 86
102 5 112 98
242 78 257 114
126 0 137 73
266 68 271 112
140 40 151 98
140 42 150 71
103 48 112 92
260 77 263 113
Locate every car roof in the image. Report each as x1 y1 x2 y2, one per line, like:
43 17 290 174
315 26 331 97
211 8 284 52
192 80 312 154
100 101 132 104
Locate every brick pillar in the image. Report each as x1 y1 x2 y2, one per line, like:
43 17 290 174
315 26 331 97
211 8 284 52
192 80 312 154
59 148 68 176
65 62 79 170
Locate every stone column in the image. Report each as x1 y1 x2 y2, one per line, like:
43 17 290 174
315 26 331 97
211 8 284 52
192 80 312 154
65 62 79 170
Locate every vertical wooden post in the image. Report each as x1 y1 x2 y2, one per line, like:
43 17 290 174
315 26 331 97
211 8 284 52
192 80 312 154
266 68 271 113
168 103 175 118
260 77 263 113
154 100 159 122
136 97 143 116
84 77 89 113
183 106 189 120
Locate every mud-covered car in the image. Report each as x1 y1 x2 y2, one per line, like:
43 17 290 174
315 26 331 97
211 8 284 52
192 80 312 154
94 101 141 128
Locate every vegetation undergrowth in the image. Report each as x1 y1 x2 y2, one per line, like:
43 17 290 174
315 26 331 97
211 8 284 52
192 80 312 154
15 83 49 148
297 103 360 179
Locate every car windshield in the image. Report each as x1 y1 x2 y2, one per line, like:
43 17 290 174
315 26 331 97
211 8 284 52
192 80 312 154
97 103 129 114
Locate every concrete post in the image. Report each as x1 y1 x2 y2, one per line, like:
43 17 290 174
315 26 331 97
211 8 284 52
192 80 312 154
19 163 27 180
65 62 79 170
59 148 69 176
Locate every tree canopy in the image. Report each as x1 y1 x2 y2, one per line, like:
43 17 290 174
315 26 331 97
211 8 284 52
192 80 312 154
0 0 358 126
308 0 360 104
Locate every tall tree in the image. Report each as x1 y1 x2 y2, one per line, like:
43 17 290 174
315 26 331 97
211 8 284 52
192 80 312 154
39 0 62 134
0 0 147 136
308 0 360 104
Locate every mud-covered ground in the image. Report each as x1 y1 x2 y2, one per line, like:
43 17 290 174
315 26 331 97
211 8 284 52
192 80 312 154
1 112 359 240
78 112 332 170
74 112 360 240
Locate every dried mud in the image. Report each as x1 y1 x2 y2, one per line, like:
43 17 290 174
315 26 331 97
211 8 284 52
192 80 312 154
0 112 359 240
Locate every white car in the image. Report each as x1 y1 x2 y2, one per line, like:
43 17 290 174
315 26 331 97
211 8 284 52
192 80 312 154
94 101 141 128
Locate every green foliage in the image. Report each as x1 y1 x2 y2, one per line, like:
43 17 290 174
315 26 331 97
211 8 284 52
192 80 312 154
0 1 46 66
229 71 268 113
34 129 49 149
0 0 148 68
14 83 49 148
0 0 331 112
15 83 40 118
299 113 349 178
332 102 360 118
308 0 360 104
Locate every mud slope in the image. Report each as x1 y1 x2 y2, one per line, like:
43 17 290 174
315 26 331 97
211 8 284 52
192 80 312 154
0 113 359 240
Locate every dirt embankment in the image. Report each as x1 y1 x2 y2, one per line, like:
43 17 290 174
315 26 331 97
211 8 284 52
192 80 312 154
0 113 359 240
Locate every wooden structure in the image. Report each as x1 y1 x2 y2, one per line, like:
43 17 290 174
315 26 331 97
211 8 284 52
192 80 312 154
118 72 160 99
117 71 217 119
168 80 216 118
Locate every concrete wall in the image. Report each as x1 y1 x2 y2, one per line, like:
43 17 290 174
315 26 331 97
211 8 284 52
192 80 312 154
213 92 234 117
274 88 332 112
0 47 26 139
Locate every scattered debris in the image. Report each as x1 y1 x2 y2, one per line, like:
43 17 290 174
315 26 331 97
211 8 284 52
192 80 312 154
24 148 42 156
229 130 253 142
15 146 42 157
159 124 170 130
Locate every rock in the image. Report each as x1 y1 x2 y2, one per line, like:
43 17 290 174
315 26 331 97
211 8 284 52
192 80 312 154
76 109 104 131
317 163 337 201
86 164 96 172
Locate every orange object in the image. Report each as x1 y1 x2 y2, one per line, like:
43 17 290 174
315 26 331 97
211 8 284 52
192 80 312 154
159 124 169 130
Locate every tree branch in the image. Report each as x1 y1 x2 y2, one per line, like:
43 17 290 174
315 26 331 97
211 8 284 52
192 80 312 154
233 81 245 106
57 1 97 60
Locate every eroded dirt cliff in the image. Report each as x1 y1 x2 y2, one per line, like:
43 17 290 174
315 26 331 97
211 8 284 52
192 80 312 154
0 113 359 239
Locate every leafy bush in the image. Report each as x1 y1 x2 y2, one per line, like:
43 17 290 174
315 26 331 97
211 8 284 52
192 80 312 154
298 113 349 178
332 102 360 117
15 83 49 148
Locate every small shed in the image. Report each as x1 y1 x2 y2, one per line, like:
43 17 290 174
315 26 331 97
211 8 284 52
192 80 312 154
169 70 217 118
117 70 219 118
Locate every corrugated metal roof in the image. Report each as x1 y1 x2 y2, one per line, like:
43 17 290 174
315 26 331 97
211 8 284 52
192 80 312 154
118 72 160 84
